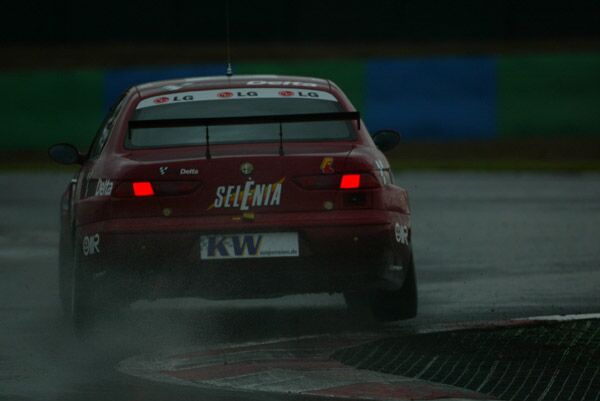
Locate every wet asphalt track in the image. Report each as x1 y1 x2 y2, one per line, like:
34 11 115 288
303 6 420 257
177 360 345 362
1 171 599 401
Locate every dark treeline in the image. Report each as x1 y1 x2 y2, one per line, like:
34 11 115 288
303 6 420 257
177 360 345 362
3 0 600 45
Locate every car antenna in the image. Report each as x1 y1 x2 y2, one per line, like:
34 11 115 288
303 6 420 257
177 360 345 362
205 126 211 159
225 0 233 77
278 122 284 156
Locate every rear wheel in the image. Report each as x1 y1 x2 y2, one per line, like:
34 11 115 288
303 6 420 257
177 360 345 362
58 222 75 315
370 256 417 321
345 254 418 322
70 251 96 333
58 244 73 315
59 241 97 331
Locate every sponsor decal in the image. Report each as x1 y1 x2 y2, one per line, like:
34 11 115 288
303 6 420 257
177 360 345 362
207 235 262 258
278 90 322 98
200 232 299 259
94 178 114 196
82 233 100 256
299 91 321 98
159 166 198 175
395 223 409 245
208 178 285 211
218 91 258 98
153 96 170 104
320 157 335 174
175 95 193 101
138 89 336 108
246 80 318 88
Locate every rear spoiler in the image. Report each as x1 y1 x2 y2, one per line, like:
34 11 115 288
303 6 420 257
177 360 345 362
128 111 361 158
128 111 360 129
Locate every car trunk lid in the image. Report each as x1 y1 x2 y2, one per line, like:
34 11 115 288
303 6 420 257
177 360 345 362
111 142 355 219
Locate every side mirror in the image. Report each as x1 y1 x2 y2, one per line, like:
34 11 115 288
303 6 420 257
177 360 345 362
372 129 401 152
48 143 84 165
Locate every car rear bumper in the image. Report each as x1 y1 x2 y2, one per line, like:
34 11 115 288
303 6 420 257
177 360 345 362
76 210 411 299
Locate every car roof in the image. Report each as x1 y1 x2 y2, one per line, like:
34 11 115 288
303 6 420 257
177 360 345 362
135 74 334 98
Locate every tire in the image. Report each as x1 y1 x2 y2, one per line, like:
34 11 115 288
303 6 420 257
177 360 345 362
343 291 371 318
70 250 96 334
58 242 73 315
58 221 74 315
345 254 418 322
371 255 418 321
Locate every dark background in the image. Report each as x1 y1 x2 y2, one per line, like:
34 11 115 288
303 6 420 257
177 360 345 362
1 0 599 167
3 0 600 45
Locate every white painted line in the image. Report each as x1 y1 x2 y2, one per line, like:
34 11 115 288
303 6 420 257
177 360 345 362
527 313 600 321
403 312 600 336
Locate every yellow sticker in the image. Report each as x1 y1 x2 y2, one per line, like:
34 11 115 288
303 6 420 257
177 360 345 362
320 157 334 174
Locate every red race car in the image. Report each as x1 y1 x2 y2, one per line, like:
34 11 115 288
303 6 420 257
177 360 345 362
49 75 416 329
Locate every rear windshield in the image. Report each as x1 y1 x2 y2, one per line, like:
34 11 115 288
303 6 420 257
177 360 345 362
127 88 355 149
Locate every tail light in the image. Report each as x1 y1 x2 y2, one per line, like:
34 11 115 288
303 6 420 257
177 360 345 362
113 181 200 198
132 182 154 197
293 173 380 190
340 174 360 189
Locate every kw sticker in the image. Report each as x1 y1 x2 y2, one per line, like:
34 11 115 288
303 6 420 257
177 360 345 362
208 178 285 211
320 157 335 174
95 179 113 196
206 235 262 258
200 232 299 259
82 234 100 256
395 223 409 245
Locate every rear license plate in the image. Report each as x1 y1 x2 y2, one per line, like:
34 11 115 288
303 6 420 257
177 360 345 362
200 232 299 260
